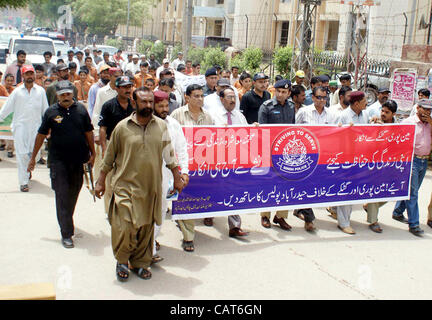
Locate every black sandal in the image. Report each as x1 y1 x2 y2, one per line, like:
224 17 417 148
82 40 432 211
182 240 194 252
155 240 160 251
20 184 29 192
132 267 152 280
116 262 129 282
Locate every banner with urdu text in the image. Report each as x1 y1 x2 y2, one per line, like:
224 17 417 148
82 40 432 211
172 124 416 220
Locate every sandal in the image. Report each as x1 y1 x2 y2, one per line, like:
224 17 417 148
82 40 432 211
132 267 152 280
155 240 160 251
116 262 129 282
369 223 383 233
182 240 194 252
20 184 29 192
151 255 164 264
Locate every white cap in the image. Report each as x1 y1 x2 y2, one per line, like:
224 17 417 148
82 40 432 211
132 54 139 59
163 58 170 64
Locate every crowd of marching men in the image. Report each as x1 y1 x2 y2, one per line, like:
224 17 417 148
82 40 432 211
0 48 431 282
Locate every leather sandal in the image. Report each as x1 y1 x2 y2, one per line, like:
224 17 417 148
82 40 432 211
369 223 383 233
182 240 194 252
132 267 152 280
116 262 129 282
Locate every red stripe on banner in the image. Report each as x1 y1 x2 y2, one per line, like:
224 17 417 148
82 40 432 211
182 125 415 171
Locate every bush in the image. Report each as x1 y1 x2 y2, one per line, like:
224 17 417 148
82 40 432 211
170 43 183 61
137 40 153 55
151 41 166 63
273 46 293 78
201 47 227 71
242 47 263 74
187 47 206 66
229 53 244 72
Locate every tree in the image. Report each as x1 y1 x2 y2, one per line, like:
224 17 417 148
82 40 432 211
28 0 68 29
202 47 226 71
273 46 293 78
0 0 33 8
72 0 150 36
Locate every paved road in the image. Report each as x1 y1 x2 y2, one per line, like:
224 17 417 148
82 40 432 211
1 154 432 300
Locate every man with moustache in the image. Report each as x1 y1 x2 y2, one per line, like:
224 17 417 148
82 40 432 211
0 65 49 192
240 73 271 124
95 87 185 282
98 76 135 215
4 50 27 85
392 99 432 237
46 63 79 106
211 87 249 238
367 88 391 118
28 81 95 248
152 90 189 261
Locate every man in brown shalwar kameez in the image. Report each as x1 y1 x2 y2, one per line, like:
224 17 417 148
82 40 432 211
95 87 185 282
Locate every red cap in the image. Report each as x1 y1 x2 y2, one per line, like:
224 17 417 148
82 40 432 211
21 65 35 74
154 90 169 103
349 91 365 104
108 67 121 75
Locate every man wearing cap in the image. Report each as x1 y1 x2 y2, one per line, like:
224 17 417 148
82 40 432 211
46 63 79 106
156 59 171 79
172 52 185 72
152 90 189 260
4 50 27 86
95 87 184 281
28 80 95 248
367 88 390 118
203 78 240 116
392 99 432 237
293 70 307 90
92 67 123 180
171 84 214 252
88 64 111 117
410 88 431 117
240 73 271 124
203 67 219 97
0 65 49 192
98 76 135 214
334 91 370 235
126 55 141 75
158 78 180 114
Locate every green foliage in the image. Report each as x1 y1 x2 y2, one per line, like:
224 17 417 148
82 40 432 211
105 38 125 50
229 53 244 72
187 47 206 66
28 0 68 29
241 47 263 74
150 41 166 63
201 47 226 71
273 46 293 78
0 0 32 8
72 0 150 35
170 43 183 61
137 40 153 55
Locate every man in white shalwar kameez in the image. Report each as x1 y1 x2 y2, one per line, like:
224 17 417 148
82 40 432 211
152 90 189 262
0 65 49 192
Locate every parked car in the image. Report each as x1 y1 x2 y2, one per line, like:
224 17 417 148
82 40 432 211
32 27 65 41
0 30 20 49
6 36 58 65
53 40 71 59
85 45 119 57
191 35 231 51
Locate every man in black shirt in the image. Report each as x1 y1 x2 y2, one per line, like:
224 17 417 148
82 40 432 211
98 76 135 214
203 67 218 97
240 72 271 124
28 81 96 249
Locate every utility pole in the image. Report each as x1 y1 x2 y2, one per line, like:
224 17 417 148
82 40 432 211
290 0 321 85
126 0 131 47
182 0 193 59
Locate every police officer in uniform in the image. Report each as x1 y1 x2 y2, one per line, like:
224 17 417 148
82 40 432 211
258 79 317 232
258 79 295 124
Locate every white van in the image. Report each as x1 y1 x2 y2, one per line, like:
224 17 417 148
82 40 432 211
6 36 58 66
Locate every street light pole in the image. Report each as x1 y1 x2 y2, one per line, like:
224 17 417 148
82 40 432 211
126 0 131 46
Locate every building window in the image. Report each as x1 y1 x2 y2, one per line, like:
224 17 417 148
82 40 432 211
280 21 289 46
217 0 225 4
214 20 223 36
280 0 291 3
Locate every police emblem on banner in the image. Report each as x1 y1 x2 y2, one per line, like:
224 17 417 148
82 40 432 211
271 127 320 180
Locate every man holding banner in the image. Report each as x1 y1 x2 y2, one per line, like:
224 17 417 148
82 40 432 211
392 99 432 237
211 87 249 238
0 65 49 192
334 91 370 235
171 84 214 252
